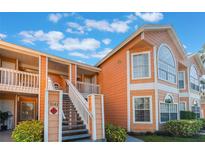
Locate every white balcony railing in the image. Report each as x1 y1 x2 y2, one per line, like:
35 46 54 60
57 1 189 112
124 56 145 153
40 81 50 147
0 67 39 94
76 81 100 97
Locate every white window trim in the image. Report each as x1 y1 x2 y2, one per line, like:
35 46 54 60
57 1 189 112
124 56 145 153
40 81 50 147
131 51 151 80
179 101 187 111
178 71 186 90
158 43 177 84
189 64 200 92
159 94 178 124
132 96 153 124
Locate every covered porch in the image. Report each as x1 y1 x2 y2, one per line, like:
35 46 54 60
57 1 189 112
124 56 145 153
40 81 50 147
0 91 38 131
47 57 101 98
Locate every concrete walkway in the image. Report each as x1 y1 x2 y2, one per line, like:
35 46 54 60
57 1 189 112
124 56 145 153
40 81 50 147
0 131 13 142
126 135 143 142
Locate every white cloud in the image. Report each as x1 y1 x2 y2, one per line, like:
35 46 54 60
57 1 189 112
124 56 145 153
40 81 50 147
19 30 64 50
91 48 112 59
183 44 187 49
66 22 85 34
77 60 86 63
69 52 89 59
0 33 7 40
48 13 78 23
48 13 63 23
135 12 164 22
19 30 101 52
102 38 111 45
63 38 100 51
85 19 130 33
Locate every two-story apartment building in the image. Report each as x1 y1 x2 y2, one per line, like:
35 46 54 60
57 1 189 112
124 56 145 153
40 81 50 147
0 24 205 141
96 24 205 132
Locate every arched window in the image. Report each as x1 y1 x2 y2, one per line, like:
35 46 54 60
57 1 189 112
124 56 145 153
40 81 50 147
158 45 176 83
53 82 60 90
160 94 178 122
190 65 199 91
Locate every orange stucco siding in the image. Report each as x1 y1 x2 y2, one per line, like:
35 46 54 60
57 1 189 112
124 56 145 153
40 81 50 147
97 35 143 129
71 64 77 85
39 55 47 121
98 47 127 128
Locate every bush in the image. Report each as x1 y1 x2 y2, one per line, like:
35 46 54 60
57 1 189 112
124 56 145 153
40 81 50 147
164 120 203 137
199 118 205 129
180 111 196 120
12 120 43 142
105 124 127 142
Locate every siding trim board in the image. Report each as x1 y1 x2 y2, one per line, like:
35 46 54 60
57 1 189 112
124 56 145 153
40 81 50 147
129 82 179 94
127 50 131 131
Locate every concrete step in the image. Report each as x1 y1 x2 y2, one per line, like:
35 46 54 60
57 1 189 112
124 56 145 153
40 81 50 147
63 120 83 125
62 129 88 136
62 124 86 130
62 134 90 142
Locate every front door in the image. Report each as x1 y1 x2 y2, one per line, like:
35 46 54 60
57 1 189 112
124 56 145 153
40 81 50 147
18 97 37 122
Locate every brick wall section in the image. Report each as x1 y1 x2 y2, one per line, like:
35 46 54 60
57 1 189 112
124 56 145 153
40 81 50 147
47 91 60 142
39 55 47 121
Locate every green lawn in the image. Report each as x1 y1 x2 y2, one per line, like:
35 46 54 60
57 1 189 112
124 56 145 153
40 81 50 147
132 134 205 142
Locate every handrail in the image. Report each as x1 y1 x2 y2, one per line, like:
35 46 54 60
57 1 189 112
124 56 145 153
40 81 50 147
65 80 93 127
77 81 100 94
0 67 39 93
0 67 38 76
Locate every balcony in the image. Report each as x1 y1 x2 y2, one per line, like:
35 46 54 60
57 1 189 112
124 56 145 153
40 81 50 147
76 81 100 97
0 67 39 94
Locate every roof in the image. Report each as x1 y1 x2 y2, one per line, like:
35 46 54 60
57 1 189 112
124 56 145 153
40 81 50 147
0 40 100 72
95 24 186 67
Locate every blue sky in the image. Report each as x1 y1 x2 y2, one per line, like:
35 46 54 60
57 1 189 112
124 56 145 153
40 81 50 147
0 12 205 65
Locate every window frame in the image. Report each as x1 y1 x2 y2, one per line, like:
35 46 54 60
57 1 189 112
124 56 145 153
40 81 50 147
131 51 151 80
179 102 186 112
158 44 177 84
132 96 153 124
178 71 186 90
159 94 178 124
190 65 200 92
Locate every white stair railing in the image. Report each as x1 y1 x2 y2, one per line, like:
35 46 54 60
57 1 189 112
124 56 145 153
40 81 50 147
0 67 39 93
65 80 93 128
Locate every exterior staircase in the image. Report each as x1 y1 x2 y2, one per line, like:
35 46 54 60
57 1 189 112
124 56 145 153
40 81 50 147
62 94 90 141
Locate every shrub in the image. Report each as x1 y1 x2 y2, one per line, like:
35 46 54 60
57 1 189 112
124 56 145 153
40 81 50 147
12 120 43 142
180 111 196 120
105 124 127 142
199 118 205 129
164 120 203 137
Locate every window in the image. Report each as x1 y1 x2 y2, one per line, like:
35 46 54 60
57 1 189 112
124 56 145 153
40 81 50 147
133 96 151 122
190 65 199 91
158 45 176 83
192 100 200 119
53 82 60 90
179 102 186 111
178 72 185 89
160 95 178 122
132 52 150 79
